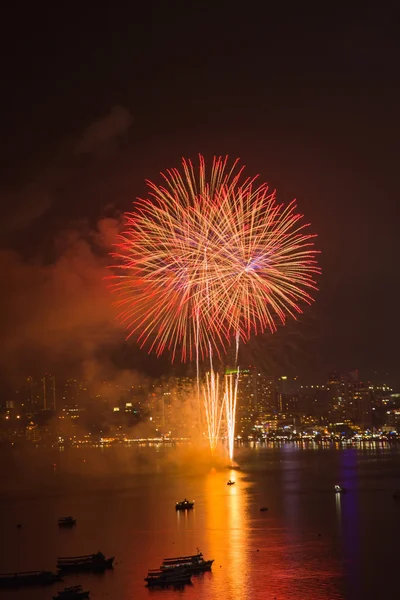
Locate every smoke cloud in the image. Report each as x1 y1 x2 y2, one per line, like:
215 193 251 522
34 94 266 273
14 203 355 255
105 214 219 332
74 105 133 157
0 106 139 388
0 215 125 383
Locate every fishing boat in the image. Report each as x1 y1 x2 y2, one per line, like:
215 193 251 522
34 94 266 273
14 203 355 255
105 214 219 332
145 568 191 587
53 585 89 599
0 570 61 588
161 550 214 573
227 479 235 486
175 498 194 510
58 517 76 527
57 552 114 574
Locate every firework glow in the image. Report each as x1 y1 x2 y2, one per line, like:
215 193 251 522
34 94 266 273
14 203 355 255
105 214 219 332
110 155 320 459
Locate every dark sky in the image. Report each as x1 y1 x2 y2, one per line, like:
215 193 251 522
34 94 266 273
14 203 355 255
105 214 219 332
0 4 399 387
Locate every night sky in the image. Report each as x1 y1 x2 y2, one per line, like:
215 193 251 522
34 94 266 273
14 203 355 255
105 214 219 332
1 4 399 387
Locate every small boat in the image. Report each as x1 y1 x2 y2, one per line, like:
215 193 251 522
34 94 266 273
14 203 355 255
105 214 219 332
58 517 76 527
162 558 214 573
53 585 89 599
260 507 268 512
334 485 346 493
175 498 194 511
0 570 61 588
163 551 203 562
57 552 114 574
145 568 191 587
227 465 241 470
161 550 214 574
227 479 235 486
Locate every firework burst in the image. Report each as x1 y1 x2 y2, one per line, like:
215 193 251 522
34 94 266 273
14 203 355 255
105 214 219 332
109 155 320 457
110 156 319 359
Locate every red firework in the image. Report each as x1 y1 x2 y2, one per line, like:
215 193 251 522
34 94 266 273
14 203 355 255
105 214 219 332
109 155 320 361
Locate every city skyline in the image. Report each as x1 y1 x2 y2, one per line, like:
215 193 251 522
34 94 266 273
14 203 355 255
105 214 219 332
2 366 397 430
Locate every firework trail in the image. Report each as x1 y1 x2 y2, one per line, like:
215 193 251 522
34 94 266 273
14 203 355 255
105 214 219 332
224 369 240 462
110 155 320 458
203 369 225 453
223 331 241 462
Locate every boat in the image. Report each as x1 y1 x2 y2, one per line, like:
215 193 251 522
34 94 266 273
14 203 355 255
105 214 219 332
57 552 114 573
175 498 194 510
227 465 241 470
260 507 268 512
163 551 204 562
145 568 191 587
162 557 214 573
161 550 214 573
334 485 346 493
0 570 61 588
58 517 76 527
227 479 235 486
53 585 89 599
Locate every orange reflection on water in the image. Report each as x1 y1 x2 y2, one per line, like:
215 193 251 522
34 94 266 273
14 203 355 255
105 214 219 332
204 468 250 600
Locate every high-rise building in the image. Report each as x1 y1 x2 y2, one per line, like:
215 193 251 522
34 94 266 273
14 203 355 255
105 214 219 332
298 385 329 417
326 371 381 427
327 371 359 420
41 374 56 411
276 376 300 414
61 379 90 409
15 376 42 414
228 367 258 435
327 372 347 417
352 383 374 429
255 373 276 415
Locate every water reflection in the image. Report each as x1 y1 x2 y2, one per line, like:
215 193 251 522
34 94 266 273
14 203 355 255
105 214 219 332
204 468 250 600
335 491 342 525
226 470 250 600
176 504 197 530
281 445 301 525
339 449 360 598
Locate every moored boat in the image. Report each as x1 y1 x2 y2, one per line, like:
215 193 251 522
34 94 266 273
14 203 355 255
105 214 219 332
0 570 61 588
58 517 76 527
162 550 214 573
175 498 194 510
53 584 89 599
162 558 214 573
163 551 203 562
145 568 191 588
57 552 114 573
